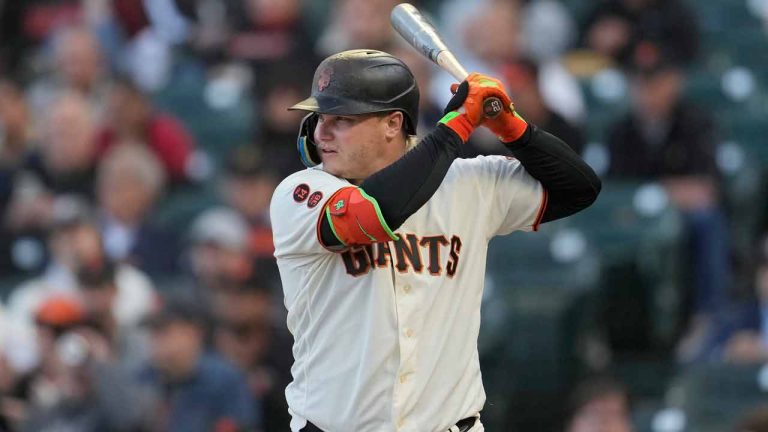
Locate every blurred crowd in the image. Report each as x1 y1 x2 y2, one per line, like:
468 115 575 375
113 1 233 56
0 0 767 431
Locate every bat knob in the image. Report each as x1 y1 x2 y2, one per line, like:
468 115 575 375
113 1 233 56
483 97 503 119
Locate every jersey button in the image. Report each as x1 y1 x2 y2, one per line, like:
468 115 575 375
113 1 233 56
403 284 411 293
405 328 414 338
399 374 408 384
397 418 406 429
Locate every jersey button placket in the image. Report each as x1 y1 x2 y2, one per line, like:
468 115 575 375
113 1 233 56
397 418 406 430
394 279 417 426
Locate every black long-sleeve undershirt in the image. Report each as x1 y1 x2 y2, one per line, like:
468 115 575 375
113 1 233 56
503 124 601 223
319 125 463 247
319 122 601 247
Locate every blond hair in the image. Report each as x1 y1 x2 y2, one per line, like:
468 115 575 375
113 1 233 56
405 134 419 152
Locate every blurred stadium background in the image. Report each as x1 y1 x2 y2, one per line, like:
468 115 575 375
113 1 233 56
1 0 768 431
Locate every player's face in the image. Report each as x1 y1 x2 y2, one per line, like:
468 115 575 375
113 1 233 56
313 112 404 182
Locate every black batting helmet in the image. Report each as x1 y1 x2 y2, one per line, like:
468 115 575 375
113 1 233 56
290 49 420 167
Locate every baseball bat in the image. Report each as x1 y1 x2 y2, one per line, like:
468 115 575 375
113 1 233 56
390 3 503 118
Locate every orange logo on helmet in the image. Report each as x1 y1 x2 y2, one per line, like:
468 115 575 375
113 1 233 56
318 68 332 91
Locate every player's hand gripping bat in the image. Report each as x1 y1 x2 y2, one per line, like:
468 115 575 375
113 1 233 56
390 3 504 119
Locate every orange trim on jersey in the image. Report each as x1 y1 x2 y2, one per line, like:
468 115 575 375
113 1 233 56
532 188 549 232
323 187 395 246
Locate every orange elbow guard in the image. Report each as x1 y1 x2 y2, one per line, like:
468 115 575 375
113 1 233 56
323 187 398 246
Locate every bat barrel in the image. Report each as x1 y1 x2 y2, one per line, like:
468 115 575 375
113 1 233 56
435 51 468 81
391 2 501 118
390 3 448 63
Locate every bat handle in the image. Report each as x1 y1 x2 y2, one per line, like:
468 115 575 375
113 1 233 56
483 97 503 119
436 51 503 119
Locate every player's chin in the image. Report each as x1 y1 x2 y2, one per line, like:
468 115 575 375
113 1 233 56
321 151 339 164
320 156 342 175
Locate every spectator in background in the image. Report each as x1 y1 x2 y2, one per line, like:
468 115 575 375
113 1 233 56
227 0 315 69
5 199 155 332
185 207 259 298
111 0 151 40
0 0 87 76
221 145 283 287
0 1 23 76
435 0 585 124
719 237 768 364
110 0 188 92
0 306 36 432
606 58 730 362
520 0 577 64
221 146 278 261
580 0 700 69
4 91 99 252
27 25 112 123
0 79 35 193
77 262 149 370
253 62 315 176
316 0 399 56
11 91 99 211
21 294 152 432
140 294 260 432
734 404 768 432
501 57 586 155
0 79 36 275
565 375 633 432
462 0 522 65
96 77 195 183
96 143 181 278
213 276 293 431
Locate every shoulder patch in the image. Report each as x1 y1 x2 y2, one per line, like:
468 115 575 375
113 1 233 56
307 191 323 208
293 184 310 202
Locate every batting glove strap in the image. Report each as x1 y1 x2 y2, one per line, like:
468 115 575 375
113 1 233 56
439 111 474 143
487 107 529 143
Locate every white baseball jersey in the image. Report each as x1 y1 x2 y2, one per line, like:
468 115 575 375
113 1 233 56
270 156 545 432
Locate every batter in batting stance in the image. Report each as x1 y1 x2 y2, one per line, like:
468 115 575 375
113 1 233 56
271 49 601 432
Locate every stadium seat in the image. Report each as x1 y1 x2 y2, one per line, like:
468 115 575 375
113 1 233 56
661 363 768 432
480 229 602 431
695 0 762 34
717 141 768 294
0 274 30 303
560 181 688 352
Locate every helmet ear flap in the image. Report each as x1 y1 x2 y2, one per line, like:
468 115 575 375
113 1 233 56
297 113 321 167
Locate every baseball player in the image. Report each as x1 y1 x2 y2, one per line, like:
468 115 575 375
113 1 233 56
270 49 601 432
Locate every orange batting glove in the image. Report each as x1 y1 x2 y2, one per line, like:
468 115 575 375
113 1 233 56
440 72 523 142
440 73 504 142
465 74 528 143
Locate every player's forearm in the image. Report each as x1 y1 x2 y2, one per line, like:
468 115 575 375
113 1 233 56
503 124 601 222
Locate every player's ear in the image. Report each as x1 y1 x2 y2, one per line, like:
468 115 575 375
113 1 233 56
383 111 404 139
